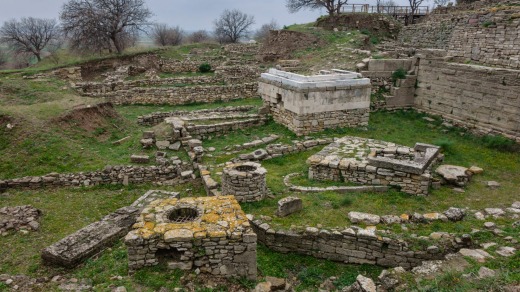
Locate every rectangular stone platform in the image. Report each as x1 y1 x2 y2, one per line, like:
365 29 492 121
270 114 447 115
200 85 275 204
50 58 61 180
41 206 140 268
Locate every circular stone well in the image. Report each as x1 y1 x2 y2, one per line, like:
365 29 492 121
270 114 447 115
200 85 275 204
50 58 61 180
221 162 267 202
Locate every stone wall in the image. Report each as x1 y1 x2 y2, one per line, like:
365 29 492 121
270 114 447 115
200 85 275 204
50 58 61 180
415 52 520 140
137 106 255 127
250 217 447 269
0 164 193 191
185 117 268 139
316 13 401 38
258 30 326 62
100 83 258 105
398 6 520 69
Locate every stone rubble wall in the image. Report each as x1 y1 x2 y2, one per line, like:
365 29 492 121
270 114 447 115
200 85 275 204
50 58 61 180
137 106 256 127
100 83 259 105
398 7 520 69
250 218 447 269
0 164 193 192
237 138 332 161
223 43 260 55
185 117 268 139
415 53 520 140
0 205 41 234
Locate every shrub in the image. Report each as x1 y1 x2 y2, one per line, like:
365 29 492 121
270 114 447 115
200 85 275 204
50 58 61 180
391 68 407 86
481 135 518 152
433 138 455 154
198 63 212 73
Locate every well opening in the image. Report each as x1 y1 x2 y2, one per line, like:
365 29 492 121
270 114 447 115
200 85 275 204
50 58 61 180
167 207 199 223
235 165 257 172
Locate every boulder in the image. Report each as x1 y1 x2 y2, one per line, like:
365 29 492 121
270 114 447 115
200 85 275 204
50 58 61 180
155 140 170 150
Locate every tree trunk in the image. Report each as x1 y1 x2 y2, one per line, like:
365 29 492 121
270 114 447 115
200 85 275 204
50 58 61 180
111 35 123 54
35 53 41 62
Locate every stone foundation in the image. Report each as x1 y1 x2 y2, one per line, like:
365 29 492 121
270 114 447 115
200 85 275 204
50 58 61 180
307 137 441 196
125 196 257 280
221 162 267 202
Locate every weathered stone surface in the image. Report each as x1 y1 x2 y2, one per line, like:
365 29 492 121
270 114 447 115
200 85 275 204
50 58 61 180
0 205 41 233
381 215 401 225
436 165 470 187
443 207 465 222
155 141 170 150
266 276 286 290
276 196 303 217
486 181 501 189
468 166 484 175
458 249 493 262
42 206 140 268
485 208 505 217
130 155 150 164
496 246 516 257
478 267 496 279
343 275 376 292
512 202 520 209
348 212 381 225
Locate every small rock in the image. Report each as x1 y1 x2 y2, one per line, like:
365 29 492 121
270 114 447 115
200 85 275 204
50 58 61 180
169 142 181 151
207 147 216 152
484 222 496 229
459 248 493 262
474 212 485 220
444 207 465 222
266 276 286 290
478 266 496 279
155 141 170 150
512 202 520 209
481 242 497 249
468 166 484 175
348 211 381 225
485 208 505 217
253 282 271 292
496 246 516 257
436 165 470 187
5 279 13 285
113 287 127 292
486 181 500 189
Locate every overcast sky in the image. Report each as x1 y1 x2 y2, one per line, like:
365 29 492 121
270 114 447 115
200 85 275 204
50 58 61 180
0 0 417 32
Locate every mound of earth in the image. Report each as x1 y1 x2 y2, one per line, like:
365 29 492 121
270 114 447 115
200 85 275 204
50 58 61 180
56 102 124 141
258 30 326 62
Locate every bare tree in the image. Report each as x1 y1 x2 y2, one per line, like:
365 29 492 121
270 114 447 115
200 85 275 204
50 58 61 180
0 18 60 62
0 49 8 68
408 0 426 24
380 0 397 13
286 0 349 16
434 0 449 6
254 20 279 42
187 30 211 43
151 24 183 46
214 9 255 44
60 0 152 54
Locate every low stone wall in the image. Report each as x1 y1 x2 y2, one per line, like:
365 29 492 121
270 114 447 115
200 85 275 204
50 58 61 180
137 106 255 127
250 217 447 269
0 164 193 191
101 83 258 105
415 52 520 140
75 76 222 95
185 117 268 139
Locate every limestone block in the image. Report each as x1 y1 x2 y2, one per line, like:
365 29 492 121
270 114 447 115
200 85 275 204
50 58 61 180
276 197 303 217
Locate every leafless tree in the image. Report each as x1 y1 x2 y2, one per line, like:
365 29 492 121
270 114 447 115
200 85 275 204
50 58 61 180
408 0 426 24
151 24 183 46
187 30 211 43
60 0 152 54
214 9 255 44
380 0 397 13
0 49 8 68
254 20 279 42
434 0 449 6
286 0 349 16
0 18 60 62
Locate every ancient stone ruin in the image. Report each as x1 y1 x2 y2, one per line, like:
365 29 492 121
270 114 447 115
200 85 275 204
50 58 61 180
125 196 257 280
221 162 268 202
307 136 442 195
258 69 371 135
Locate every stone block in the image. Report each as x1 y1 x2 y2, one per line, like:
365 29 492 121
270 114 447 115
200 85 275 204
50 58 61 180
276 197 303 217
